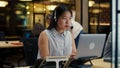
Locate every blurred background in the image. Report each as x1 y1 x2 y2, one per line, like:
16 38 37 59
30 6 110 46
0 0 111 38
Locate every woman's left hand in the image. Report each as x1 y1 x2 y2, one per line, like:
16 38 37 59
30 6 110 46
70 52 76 58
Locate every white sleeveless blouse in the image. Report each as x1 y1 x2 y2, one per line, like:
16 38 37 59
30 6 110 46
37 28 72 59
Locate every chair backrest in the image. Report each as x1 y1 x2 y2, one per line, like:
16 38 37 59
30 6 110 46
0 31 5 41
21 38 38 66
23 31 31 38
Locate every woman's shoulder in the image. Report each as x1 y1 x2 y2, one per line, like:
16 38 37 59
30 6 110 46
40 29 50 37
39 30 48 40
40 30 47 36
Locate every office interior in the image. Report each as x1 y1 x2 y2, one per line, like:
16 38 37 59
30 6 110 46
0 0 118 68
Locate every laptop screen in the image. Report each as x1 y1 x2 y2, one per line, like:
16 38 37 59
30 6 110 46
75 34 106 59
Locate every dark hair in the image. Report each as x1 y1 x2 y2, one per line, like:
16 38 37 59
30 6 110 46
47 5 72 30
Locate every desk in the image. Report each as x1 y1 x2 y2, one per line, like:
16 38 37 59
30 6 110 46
0 41 23 67
15 58 111 68
85 58 111 68
0 41 23 48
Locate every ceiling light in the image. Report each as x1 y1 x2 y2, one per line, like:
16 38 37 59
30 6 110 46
20 0 32 1
46 5 57 11
89 0 95 7
0 1 8 7
92 9 102 13
27 11 30 14
15 10 22 14
100 3 110 8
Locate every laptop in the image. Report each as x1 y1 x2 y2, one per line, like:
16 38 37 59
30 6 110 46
75 34 106 59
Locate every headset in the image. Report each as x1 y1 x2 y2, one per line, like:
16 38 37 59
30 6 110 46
54 10 57 22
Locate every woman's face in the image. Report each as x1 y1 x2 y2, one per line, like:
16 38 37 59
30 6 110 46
56 11 72 31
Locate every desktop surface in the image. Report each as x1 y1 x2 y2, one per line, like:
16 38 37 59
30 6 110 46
14 58 111 68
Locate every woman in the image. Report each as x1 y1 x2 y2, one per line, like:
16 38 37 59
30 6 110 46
37 5 77 59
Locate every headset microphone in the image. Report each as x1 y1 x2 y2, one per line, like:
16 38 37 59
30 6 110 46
71 26 73 29
70 22 73 29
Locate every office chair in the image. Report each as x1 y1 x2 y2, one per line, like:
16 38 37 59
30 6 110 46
23 31 31 38
21 38 38 66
